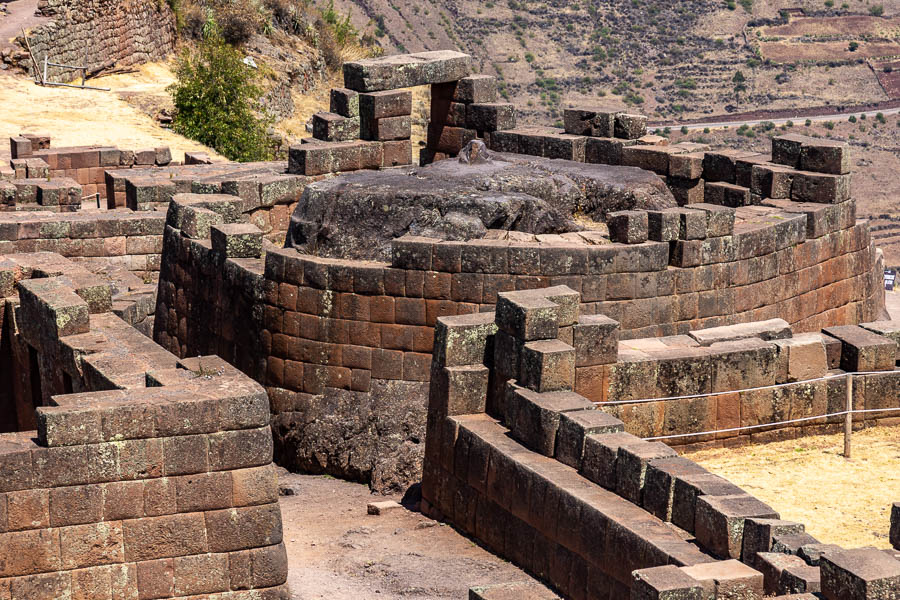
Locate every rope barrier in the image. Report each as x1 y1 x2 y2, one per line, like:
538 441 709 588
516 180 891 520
642 406 900 441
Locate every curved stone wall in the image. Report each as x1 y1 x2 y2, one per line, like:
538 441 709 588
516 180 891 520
154 190 884 492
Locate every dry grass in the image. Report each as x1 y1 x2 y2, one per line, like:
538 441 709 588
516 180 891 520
0 63 217 161
687 425 900 549
761 16 900 38
759 40 900 63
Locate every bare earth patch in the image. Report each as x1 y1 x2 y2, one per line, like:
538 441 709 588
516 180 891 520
0 65 216 161
279 472 537 599
687 425 900 549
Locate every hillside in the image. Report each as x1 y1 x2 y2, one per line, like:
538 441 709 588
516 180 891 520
330 0 900 125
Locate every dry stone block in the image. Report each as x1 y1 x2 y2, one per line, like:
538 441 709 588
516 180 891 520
210 223 263 258
506 384 592 455
573 314 619 367
312 112 361 142
344 51 472 91
689 319 791 346
632 565 703 600
520 339 576 392
580 430 642 490
756 552 820 596
820 548 900 600
823 325 897 372
564 108 615 137
454 75 498 104
615 440 678 505
555 409 623 470
432 312 497 367
647 209 681 242
642 457 710 523
608 210 649 244
496 290 560 341
615 113 648 139
772 334 827 383
695 494 779 559
860 321 900 363
330 87 360 118
467 103 516 132
801 139 850 175
680 560 765 600
741 518 806 569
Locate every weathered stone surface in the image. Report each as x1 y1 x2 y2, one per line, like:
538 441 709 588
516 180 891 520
820 548 900 600
632 565 703 600
680 560 764 600
343 50 472 91
823 325 897 372
286 152 675 261
695 494 779 559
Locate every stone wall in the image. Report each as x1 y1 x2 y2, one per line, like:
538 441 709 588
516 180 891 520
0 252 289 600
154 184 885 492
20 0 175 80
0 210 165 274
421 285 900 600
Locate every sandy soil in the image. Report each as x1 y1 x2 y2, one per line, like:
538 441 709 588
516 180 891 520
688 425 900 549
0 65 216 161
278 472 538 599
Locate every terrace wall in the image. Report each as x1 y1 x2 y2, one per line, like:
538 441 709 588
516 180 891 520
0 254 288 600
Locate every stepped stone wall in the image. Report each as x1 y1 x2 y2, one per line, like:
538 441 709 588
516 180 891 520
422 285 900 599
0 252 288 599
17 0 175 80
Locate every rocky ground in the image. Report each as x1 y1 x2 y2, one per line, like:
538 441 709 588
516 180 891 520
277 471 539 599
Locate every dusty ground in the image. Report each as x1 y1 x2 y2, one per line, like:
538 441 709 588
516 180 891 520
688 425 900 549
0 64 216 161
278 472 536 599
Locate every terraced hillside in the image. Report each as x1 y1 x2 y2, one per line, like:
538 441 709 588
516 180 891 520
331 0 900 124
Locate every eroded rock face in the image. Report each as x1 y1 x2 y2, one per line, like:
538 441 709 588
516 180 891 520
286 152 676 261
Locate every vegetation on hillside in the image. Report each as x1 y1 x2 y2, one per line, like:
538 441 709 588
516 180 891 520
169 23 273 161
166 0 379 160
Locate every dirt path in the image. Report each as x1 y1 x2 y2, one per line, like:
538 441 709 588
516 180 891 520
0 0 48 50
278 472 540 599
688 425 900 549
0 66 216 161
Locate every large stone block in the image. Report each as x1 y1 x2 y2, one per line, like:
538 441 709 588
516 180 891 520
453 75 498 104
615 440 678 505
343 51 472 91
520 339 576 392
495 290 560 341
506 385 593 455
672 473 745 533
573 314 619 367
741 518 806 569
823 325 897 372
554 409 623 470
615 113 648 139
772 335 827 384
467 103 516 132
564 108 615 137
632 565 703 600
642 456 709 522
608 210 649 244
820 548 900 600
695 494 779 559
580 431 642 490
312 111 360 142
432 312 498 367
680 560 764 600
756 552 821 596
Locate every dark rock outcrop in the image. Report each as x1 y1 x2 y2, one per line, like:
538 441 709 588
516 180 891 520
286 152 676 261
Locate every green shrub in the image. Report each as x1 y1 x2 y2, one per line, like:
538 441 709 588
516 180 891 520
169 28 272 162
870 5 884 16
848 41 859 52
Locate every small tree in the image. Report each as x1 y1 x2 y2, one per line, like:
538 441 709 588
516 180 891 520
848 41 859 52
169 25 272 162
